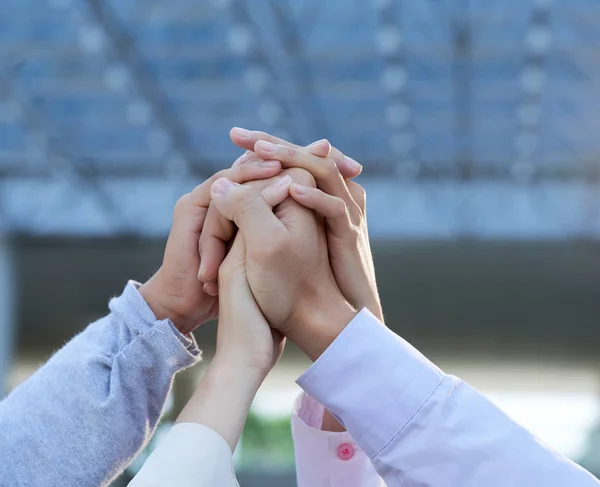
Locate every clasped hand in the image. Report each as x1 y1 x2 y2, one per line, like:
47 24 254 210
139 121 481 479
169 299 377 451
141 127 381 380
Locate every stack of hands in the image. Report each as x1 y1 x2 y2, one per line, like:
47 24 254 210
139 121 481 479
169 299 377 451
138 127 378 449
2 128 598 487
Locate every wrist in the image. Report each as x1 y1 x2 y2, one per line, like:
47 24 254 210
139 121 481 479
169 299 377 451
139 271 197 334
211 350 268 388
177 353 265 450
288 295 357 361
321 409 346 432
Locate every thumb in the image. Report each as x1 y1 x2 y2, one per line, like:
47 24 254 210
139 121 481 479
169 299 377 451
306 139 332 158
210 177 290 249
218 231 247 284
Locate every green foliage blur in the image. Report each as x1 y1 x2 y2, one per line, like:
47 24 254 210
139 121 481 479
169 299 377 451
239 411 295 470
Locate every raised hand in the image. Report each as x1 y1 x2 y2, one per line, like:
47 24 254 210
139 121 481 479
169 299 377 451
177 181 291 450
250 136 383 321
138 160 282 334
196 129 365 295
199 131 382 321
213 180 293 376
209 169 357 360
229 127 363 179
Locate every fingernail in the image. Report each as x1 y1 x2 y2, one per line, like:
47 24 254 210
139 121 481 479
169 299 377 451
256 140 277 154
292 183 307 195
197 263 205 280
212 178 235 195
274 174 292 188
259 159 280 168
233 127 252 140
344 156 362 172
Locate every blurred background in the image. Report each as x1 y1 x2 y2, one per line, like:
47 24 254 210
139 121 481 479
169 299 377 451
2 0 600 484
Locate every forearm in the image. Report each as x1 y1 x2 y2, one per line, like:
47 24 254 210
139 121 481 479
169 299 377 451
129 356 263 487
177 355 264 451
297 308 599 487
0 282 200 487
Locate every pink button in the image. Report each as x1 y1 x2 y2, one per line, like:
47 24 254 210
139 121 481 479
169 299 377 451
337 442 355 461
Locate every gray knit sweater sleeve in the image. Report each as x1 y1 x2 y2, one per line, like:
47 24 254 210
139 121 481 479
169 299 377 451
0 281 202 487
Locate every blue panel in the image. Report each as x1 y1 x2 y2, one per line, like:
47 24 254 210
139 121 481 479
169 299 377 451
147 57 246 80
2 0 600 237
0 124 27 151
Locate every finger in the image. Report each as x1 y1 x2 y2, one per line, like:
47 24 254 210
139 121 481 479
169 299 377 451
232 150 254 167
230 127 362 178
305 139 362 178
305 139 332 158
289 183 352 239
231 127 301 151
260 174 293 207
198 175 292 283
333 151 362 178
198 203 231 282
253 140 358 212
203 280 219 297
216 231 248 300
189 159 281 208
209 178 289 255
219 229 247 277
170 193 207 236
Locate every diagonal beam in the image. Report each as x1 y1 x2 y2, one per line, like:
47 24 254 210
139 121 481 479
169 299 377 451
269 0 330 142
86 0 205 178
229 0 301 141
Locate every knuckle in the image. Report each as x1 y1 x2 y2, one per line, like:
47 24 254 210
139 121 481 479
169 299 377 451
213 169 227 181
283 167 316 188
320 157 340 179
173 193 191 216
206 169 228 188
271 234 291 256
333 198 348 217
230 187 261 220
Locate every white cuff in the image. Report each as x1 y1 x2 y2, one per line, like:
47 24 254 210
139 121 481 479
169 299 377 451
128 423 238 487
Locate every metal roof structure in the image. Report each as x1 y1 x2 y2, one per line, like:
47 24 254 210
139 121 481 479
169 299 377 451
1 0 600 238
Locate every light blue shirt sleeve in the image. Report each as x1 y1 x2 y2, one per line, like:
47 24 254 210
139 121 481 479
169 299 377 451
297 308 599 486
0 281 201 487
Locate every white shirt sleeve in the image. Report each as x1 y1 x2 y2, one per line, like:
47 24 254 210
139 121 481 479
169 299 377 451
128 423 239 487
297 308 599 487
